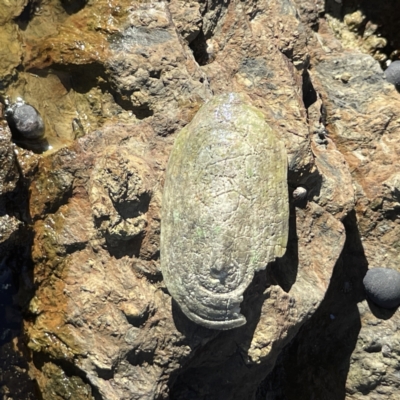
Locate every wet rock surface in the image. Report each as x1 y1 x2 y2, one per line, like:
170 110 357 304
0 0 399 399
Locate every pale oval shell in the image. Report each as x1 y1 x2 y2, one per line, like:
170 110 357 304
161 93 289 330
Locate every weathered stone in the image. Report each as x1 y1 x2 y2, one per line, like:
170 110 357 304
2 0 400 399
161 93 289 330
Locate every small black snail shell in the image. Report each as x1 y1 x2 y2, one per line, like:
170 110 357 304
6 98 45 141
384 60 400 87
363 268 400 309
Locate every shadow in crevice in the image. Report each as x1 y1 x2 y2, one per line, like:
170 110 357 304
105 233 145 260
269 205 299 293
113 192 152 220
302 70 317 110
189 29 212 66
257 209 368 400
14 0 39 31
0 216 37 399
60 0 87 15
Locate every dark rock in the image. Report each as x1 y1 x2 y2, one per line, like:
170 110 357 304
384 60 400 87
363 268 400 309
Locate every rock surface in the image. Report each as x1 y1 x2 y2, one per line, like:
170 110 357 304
0 0 399 399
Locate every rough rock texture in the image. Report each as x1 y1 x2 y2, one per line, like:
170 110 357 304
0 0 399 399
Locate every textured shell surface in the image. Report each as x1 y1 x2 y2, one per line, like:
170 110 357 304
161 93 289 330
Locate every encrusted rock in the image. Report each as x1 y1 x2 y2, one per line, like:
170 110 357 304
363 268 400 309
161 93 289 330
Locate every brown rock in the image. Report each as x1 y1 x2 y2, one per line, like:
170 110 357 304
0 0 399 399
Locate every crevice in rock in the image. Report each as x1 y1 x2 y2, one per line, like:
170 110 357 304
382 207 400 222
15 0 40 31
94 366 114 381
126 348 155 367
257 210 368 399
0 340 40 400
189 29 212 66
113 192 152 220
112 92 154 120
0 229 36 398
124 309 150 328
105 233 145 260
269 206 299 293
302 70 317 109
60 0 87 15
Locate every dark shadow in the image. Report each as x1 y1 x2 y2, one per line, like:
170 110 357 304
189 29 212 66
11 138 50 154
112 92 154 120
0 190 37 399
113 193 151 220
269 206 299 292
60 0 87 15
14 0 38 31
257 209 368 400
366 298 397 320
302 70 317 109
105 233 145 260
0 340 41 400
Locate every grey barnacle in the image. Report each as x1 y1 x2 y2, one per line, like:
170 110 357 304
5 97 45 140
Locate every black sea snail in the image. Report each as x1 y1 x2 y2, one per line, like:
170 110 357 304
384 60 400 87
161 93 289 330
363 267 400 309
5 97 45 140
